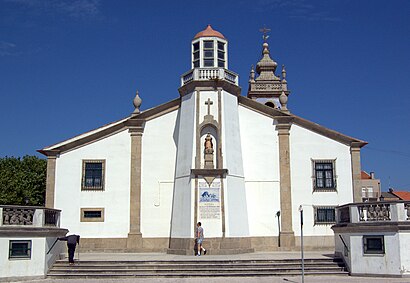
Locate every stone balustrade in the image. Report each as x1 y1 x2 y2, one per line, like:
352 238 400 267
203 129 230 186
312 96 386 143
336 201 410 224
181 68 239 86
0 205 61 228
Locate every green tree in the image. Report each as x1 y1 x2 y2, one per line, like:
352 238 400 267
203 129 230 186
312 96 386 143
0 156 47 206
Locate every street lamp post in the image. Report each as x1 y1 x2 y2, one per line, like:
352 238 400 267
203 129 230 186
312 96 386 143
299 205 304 283
276 211 281 247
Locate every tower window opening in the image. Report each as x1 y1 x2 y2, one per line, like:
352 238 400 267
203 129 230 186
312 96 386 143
265 101 276 108
217 41 225 67
203 40 215 67
193 41 200 68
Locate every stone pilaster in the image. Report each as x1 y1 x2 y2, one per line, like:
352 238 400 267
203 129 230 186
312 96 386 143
45 151 59 208
127 119 144 249
351 142 363 203
276 117 295 248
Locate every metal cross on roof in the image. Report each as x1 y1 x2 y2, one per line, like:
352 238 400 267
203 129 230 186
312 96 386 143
259 26 271 42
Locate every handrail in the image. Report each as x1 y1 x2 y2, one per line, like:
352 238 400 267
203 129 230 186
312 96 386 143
339 234 349 254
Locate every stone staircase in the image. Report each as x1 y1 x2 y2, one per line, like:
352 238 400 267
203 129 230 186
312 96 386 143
48 257 348 278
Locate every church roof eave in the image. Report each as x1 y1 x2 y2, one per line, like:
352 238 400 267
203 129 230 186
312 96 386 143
237 95 367 148
38 98 181 156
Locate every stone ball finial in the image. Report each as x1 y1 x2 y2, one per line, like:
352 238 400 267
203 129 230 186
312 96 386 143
262 42 269 54
132 90 142 115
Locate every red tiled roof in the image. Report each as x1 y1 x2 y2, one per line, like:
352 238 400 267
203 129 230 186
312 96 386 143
392 191 410 201
361 171 371 179
194 25 225 40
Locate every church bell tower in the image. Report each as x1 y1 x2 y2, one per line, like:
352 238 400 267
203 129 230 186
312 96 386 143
168 25 252 254
247 28 290 112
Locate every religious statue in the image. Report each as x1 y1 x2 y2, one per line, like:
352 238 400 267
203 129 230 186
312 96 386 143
204 133 214 154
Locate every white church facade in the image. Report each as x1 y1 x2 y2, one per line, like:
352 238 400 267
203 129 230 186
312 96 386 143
39 25 367 254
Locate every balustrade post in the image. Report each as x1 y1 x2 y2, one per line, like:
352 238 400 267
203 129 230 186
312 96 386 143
393 203 405 221
350 205 359 223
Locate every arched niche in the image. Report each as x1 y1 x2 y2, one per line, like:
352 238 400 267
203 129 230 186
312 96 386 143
200 124 218 169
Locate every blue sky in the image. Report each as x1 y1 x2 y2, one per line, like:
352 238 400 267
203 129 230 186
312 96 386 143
1 0 409 191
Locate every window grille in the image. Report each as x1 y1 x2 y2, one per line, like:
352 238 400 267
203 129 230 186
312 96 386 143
82 160 105 191
312 159 337 191
9 240 31 259
314 206 336 225
363 235 384 254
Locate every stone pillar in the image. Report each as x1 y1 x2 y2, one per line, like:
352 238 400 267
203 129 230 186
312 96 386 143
351 142 363 203
276 118 295 248
127 119 144 249
45 151 59 208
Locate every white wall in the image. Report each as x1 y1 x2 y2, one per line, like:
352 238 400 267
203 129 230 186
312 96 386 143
399 232 410 275
290 124 353 236
141 109 178 237
55 129 131 238
335 230 410 276
349 232 401 275
221 91 249 236
238 105 281 237
170 92 196 237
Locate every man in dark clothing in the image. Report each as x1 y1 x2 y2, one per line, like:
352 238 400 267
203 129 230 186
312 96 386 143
58 235 80 265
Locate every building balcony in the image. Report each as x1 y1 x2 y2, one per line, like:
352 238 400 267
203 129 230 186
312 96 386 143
1 205 61 228
335 201 410 224
181 68 239 86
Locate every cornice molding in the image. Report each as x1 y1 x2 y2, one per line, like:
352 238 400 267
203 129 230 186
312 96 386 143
179 80 241 97
191 168 228 177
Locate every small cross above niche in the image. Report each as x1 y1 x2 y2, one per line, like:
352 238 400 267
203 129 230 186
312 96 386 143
205 98 213 116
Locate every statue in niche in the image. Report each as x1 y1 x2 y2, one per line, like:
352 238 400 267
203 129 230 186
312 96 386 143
204 133 214 154
203 133 214 169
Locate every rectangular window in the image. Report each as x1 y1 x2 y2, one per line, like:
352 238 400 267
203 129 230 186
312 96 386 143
204 50 214 58
203 40 213 49
82 160 105 191
203 40 214 67
217 41 225 51
312 159 336 191
80 208 105 222
314 206 336 225
9 240 32 259
204 59 214 67
363 235 384 254
192 42 200 68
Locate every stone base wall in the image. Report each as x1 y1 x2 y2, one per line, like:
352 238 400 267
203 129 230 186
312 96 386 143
79 235 334 253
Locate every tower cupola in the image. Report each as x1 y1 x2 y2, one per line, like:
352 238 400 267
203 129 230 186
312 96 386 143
180 25 239 90
191 25 228 69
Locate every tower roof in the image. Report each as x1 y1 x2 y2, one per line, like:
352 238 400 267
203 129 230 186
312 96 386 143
194 25 225 40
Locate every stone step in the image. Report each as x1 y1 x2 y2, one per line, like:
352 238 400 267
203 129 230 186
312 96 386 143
48 258 348 278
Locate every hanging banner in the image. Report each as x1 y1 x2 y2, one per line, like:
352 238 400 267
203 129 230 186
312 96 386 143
199 181 221 219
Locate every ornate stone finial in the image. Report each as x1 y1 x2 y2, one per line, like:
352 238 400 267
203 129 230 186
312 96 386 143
132 90 142 116
249 65 255 83
256 41 278 77
279 90 288 112
281 65 287 81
